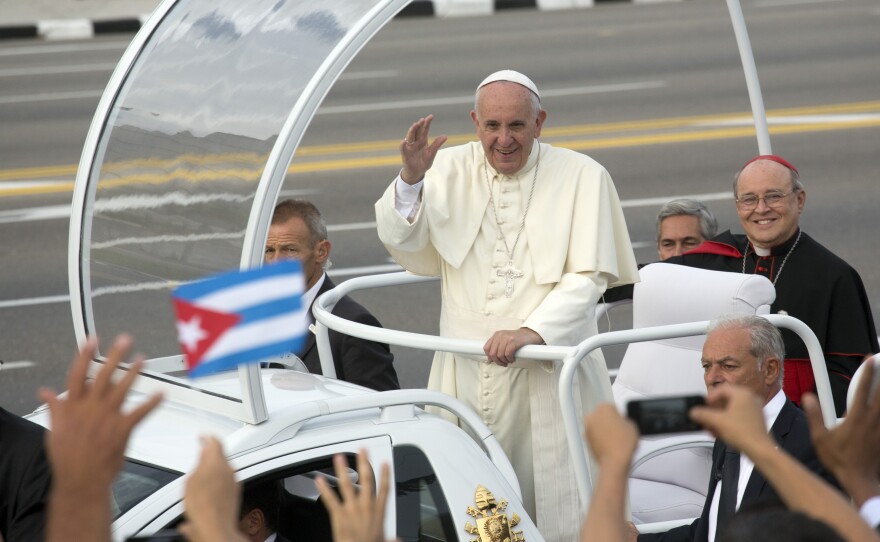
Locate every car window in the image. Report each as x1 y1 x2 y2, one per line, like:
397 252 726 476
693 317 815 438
274 455 358 541
136 443 457 541
112 460 181 520
394 445 456 542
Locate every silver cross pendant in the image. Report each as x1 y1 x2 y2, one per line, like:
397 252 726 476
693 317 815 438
496 260 524 298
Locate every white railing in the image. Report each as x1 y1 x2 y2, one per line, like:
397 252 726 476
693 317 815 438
312 272 835 514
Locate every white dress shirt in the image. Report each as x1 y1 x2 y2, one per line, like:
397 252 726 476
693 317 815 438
707 389 786 542
860 495 880 529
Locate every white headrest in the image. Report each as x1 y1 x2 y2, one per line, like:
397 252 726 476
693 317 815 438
633 263 775 350
612 264 776 407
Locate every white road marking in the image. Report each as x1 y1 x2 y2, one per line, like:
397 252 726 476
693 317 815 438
622 191 732 208
317 81 667 115
0 360 37 371
0 89 103 105
754 0 843 7
0 205 72 224
0 41 129 57
694 114 880 126
338 70 399 80
0 294 69 309
0 63 118 77
0 70 397 105
0 189 725 309
328 263 403 277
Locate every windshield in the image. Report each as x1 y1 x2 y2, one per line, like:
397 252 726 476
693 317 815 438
75 0 395 363
112 460 181 520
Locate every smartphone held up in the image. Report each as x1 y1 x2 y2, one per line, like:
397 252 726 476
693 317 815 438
626 395 706 435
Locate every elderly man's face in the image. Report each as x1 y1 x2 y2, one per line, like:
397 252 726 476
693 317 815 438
701 326 778 402
657 214 705 260
735 160 805 250
471 82 546 176
264 216 329 290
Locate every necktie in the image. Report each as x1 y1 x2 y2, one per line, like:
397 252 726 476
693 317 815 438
716 446 740 532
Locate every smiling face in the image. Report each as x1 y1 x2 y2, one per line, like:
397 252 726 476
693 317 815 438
657 214 706 260
471 82 546 176
735 160 805 250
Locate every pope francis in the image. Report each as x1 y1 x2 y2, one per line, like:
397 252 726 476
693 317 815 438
375 70 639 541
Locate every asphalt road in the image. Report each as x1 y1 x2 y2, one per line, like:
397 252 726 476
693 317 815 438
1 0 879 414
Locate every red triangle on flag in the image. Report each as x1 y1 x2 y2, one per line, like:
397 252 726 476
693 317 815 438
173 298 241 371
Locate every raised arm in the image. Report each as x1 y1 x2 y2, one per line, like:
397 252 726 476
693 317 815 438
399 114 447 184
40 335 162 542
580 403 639 542
803 358 880 511
690 386 880 542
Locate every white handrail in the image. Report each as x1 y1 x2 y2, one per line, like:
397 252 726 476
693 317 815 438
312 272 574 380
559 313 834 515
313 276 834 516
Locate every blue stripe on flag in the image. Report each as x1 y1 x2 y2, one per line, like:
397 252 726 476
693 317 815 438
237 296 303 324
174 260 302 302
189 335 307 378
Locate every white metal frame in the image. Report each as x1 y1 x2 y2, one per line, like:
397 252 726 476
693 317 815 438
68 0 412 425
313 273 836 515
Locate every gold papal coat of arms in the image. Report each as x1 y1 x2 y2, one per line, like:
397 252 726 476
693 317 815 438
464 485 524 542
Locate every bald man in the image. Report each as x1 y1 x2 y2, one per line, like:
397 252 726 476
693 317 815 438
668 156 877 415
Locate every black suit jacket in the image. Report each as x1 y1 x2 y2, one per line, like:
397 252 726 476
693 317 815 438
638 398 833 542
299 276 400 391
0 407 50 542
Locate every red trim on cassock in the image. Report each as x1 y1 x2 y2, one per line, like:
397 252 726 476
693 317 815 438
782 358 815 406
825 351 875 359
682 240 743 259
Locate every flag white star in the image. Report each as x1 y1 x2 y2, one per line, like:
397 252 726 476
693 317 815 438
176 315 208 352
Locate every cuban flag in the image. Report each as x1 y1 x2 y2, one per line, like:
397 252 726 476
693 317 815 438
171 260 308 377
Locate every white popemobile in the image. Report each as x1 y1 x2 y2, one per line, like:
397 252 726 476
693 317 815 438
25 0 839 540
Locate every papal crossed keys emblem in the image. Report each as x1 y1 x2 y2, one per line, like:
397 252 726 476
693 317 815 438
464 485 524 542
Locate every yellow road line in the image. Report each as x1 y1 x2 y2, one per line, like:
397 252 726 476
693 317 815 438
2 101 880 197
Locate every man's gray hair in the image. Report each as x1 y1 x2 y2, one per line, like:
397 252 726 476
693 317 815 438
270 199 331 268
656 198 718 243
707 314 785 386
271 199 327 246
733 161 804 197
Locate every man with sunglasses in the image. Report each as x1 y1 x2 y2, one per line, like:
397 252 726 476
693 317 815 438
668 155 877 416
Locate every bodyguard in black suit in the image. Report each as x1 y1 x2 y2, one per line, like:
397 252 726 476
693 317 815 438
637 315 833 542
265 199 399 392
0 406 50 542
298 275 399 391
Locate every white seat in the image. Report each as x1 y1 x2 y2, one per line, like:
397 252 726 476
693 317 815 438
611 263 776 525
846 353 879 412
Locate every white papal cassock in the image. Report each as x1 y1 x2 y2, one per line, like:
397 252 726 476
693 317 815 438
375 140 638 541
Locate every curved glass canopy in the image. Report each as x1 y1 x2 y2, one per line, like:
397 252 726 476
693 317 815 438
69 0 771 424
70 0 408 422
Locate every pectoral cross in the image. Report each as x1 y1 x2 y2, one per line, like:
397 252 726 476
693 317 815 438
497 260 523 298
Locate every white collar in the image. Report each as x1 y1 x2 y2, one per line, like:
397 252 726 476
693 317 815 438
763 388 786 429
303 271 326 311
753 244 771 257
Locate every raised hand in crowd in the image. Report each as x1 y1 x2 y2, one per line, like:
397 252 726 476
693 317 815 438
690 385 879 542
180 436 248 542
40 334 163 542
316 450 394 542
580 403 639 542
803 357 880 511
